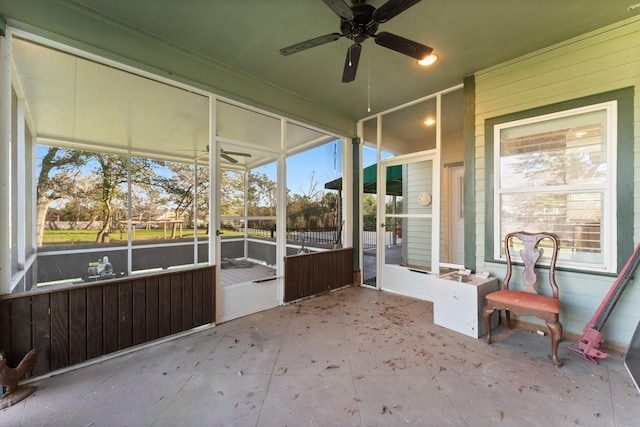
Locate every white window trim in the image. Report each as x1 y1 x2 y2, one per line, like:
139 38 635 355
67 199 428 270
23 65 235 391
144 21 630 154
493 101 617 273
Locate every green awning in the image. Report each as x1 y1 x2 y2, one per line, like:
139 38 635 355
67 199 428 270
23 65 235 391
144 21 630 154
324 164 402 196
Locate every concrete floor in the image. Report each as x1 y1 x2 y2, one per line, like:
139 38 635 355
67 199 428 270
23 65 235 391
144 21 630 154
1 286 638 426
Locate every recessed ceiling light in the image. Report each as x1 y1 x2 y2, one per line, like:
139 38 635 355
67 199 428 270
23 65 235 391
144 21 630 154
424 118 436 126
418 54 439 67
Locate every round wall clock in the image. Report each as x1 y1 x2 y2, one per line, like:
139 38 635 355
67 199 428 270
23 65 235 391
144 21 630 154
417 192 432 206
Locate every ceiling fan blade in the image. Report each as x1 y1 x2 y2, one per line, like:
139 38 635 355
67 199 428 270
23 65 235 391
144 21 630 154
321 0 353 20
221 153 238 164
373 0 422 23
222 150 251 158
374 31 432 60
342 43 362 83
280 33 342 56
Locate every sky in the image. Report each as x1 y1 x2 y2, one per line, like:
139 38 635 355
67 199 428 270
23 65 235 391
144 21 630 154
37 139 389 200
286 140 342 195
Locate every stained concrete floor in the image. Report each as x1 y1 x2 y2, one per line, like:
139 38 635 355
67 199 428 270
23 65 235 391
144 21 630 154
2 286 639 426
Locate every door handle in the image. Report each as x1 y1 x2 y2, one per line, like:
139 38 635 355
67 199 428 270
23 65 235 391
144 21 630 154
380 223 386 228
216 230 224 236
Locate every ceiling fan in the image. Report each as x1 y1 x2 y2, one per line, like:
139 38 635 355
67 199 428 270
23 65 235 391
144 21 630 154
177 146 252 164
221 149 252 164
279 0 433 83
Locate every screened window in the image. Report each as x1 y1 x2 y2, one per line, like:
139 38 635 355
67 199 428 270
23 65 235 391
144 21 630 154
494 102 616 271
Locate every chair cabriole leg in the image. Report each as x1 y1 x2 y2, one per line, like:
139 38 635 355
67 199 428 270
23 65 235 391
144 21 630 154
483 306 496 344
546 320 563 367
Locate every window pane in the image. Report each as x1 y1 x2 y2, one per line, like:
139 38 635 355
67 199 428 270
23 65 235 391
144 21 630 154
37 248 127 286
384 216 432 271
287 138 343 249
220 219 245 263
500 109 607 189
127 159 189 242
247 219 277 265
501 192 603 265
196 164 210 264
248 162 277 217
132 244 195 274
37 146 129 248
381 98 437 155
221 169 245 217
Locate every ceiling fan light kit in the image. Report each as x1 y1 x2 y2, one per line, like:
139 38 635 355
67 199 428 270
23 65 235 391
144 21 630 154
280 0 433 82
417 53 438 66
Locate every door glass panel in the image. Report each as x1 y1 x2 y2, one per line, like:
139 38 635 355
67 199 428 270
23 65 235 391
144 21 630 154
247 160 277 271
196 163 210 264
384 217 433 271
216 144 280 323
384 159 434 274
219 156 278 286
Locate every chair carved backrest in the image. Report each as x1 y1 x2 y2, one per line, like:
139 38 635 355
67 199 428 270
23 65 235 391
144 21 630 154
484 231 562 366
504 231 559 297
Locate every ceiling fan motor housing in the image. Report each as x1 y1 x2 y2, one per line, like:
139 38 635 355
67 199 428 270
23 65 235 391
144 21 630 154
341 4 378 43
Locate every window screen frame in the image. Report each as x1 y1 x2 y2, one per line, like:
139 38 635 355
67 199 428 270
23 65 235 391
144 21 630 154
484 87 634 274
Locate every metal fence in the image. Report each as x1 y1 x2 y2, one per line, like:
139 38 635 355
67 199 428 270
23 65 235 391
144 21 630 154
246 227 340 245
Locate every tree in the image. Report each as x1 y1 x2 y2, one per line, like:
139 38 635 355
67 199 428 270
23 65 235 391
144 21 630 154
152 161 209 238
92 154 130 242
36 147 87 246
80 153 153 243
248 170 276 216
362 194 377 231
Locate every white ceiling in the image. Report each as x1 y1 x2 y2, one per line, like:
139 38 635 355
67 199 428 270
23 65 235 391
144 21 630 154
12 38 210 158
11 37 333 166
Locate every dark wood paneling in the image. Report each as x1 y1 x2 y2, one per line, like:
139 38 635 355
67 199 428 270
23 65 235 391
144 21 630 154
170 273 183 334
69 288 87 365
193 270 203 326
146 277 159 341
50 292 69 370
31 294 51 376
86 286 103 359
103 283 119 354
182 271 195 331
118 282 133 350
0 266 215 377
284 248 354 302
10 298 32 368
203 268 214 324
0 300 11 363
183 271 194 330
132 279 146 345
158 275 171 338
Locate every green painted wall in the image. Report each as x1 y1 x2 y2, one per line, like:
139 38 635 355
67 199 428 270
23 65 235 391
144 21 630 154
474 16 640 346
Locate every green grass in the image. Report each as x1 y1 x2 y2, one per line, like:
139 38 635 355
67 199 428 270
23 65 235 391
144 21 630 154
42 227 246 245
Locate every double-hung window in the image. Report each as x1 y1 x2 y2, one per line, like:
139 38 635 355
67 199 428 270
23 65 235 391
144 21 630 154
493 101 617 272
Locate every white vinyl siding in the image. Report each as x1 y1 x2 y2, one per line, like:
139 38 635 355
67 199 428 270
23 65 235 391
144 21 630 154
406 162 433 267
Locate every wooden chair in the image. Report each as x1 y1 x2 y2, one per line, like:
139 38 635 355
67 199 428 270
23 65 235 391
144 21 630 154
483 231 563 367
